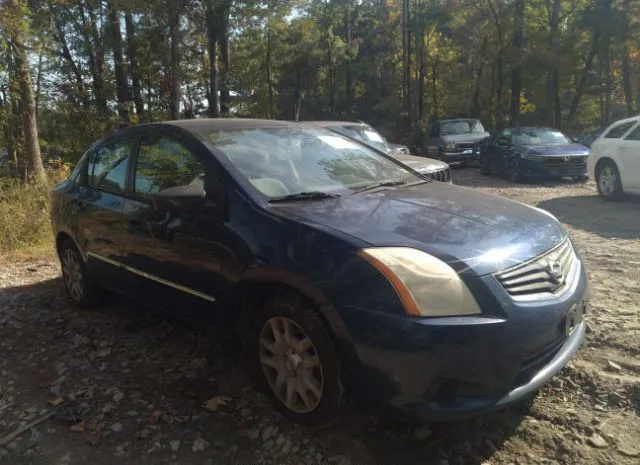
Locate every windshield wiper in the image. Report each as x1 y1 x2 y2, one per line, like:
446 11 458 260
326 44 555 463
268 191 341 203
353 180 407 194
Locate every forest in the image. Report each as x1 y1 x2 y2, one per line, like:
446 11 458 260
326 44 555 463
0 0 639 180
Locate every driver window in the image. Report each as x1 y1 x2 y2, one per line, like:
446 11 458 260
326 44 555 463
134 135 206 199
87 139 134 195
623 124 640 141
497 131 512 146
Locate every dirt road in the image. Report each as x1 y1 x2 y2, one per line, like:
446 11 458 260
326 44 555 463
1 170 639 465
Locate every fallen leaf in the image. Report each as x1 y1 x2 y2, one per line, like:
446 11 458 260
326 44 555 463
48 397 64 406
192 435 209 452
0 318 7 326
148 410 162 425
102 402 117 413
137 428 153 439
201 396 231 412
85 433 101 446
70 421 86 432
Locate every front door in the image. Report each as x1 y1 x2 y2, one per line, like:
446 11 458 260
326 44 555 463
120 132 233 324
619 123 640 192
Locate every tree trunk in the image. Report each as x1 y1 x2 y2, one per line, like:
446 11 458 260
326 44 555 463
206 2 220 117
406 0 411 128
510 0 525 125
54 18 89 107
108 0 130 125
81 1 107 114
621 0 633 117
327 32 336 115
35 45 44 116
402 0 409 121
218 0 232 116
267 28 275 119
293 71 303 121
125 10 144 118
567 30 599 124
417 27 426 122
546 0 561 127
345 7 353 115
8 0 46 183
169 0 182 120
471 36 488 118
431 60 438 119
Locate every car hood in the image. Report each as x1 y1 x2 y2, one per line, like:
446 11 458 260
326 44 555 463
395 154 448 172
441 133 490 143
271 183 566 277
517 144 589 156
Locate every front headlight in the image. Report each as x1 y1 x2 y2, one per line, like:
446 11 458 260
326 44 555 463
357 247 482 317
443 142 457 152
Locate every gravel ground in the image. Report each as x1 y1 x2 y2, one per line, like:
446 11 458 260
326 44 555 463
1 170 639 465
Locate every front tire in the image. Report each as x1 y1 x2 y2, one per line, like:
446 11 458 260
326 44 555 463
249 293 343 426
507 158 522 183
596 161 623 200
59 240 100 308
479 157 491 176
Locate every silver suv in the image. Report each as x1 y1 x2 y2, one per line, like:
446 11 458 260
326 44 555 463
425 118 490 166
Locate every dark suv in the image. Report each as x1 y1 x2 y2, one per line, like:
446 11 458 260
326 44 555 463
425 118 490 166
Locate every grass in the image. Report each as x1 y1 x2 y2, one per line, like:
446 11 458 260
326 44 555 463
0 165 70 261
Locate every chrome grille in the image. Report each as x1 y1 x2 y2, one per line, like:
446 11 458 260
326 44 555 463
495 240 577 299
544 156 587 167
424 167 451 182
457 142 475 150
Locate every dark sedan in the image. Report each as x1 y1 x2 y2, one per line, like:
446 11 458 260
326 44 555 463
50 119 588 425
479 127 590 182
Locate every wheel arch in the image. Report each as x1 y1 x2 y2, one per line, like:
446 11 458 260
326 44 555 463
594 156 618 175
55 230 87 262
229 268 350 344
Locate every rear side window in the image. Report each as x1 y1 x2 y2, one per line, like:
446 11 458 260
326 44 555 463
623 124 640 141
603 121 635 139
134 135 206 198
87 139 134 194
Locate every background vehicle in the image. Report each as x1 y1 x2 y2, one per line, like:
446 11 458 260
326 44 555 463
51 118 587 426
577 128 605 148
302 121 451 183
588 115 640 200
425 118 490 166
479 127 589 183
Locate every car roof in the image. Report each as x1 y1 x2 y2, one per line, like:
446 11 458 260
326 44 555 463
163 118 296 132
438 118 480 123
299 121 368 128
502 126 560 132
607 115 640 126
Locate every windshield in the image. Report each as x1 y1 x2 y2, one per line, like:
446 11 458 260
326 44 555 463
440 120 485 135
511 128 571 146
330 125 390 154
205 127 418 198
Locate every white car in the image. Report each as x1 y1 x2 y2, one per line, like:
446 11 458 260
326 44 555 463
588 115 640 200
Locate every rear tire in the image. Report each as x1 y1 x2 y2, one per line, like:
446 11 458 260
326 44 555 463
596 161 623 201
58 240 100 308
249 293 343 427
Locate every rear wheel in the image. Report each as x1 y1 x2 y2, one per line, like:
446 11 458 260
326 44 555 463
596 161 623 200
249 293 343 426
59 240 100 308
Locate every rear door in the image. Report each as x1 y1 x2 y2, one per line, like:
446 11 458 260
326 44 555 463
619 122 640 192
73 137 137 287
494 130 513 173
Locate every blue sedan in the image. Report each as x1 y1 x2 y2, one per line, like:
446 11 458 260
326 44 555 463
479 127 590 182
50 119 588 425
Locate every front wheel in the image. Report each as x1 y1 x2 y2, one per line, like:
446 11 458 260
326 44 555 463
250 294 343 426
596 162 623 200
479 157 491 176
507 158 522 183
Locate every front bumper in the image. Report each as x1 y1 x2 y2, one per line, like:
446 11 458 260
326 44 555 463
337 261 589 421
519 158 588 179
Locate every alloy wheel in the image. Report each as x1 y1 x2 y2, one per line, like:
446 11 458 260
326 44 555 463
259 316 324 413
61 248 84 302
598 166 616 196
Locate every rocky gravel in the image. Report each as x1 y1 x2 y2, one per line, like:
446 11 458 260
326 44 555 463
1 169 639 465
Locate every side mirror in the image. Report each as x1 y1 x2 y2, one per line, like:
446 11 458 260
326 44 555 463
152 185 206 213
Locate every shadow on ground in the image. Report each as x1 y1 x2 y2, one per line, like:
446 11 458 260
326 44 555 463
0 277 530 465
538 194 640 240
